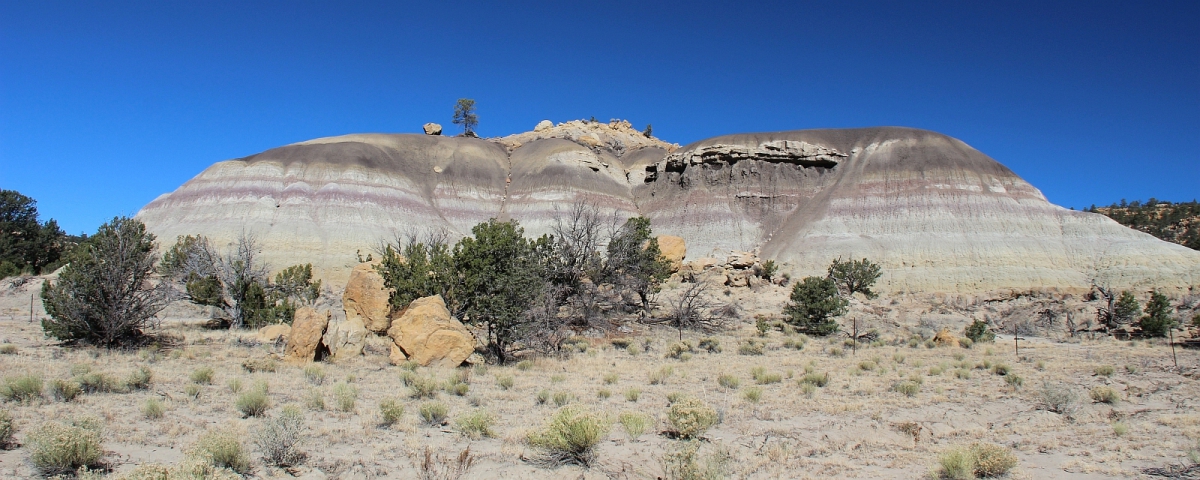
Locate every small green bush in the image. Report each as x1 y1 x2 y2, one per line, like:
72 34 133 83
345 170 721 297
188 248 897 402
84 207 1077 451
50 379 81 402
743 387 762 403
1113 421 1129 436
800 382 818 398
535 389 550 405
77 372 122 394
2 374 43 403
241 357 278 373
799 372 829 387
970 443 1018 477
453 410 496 439
0 344 17 355
496 375 514 390
409 376 440 399
667 397 719 439
1036 380 1078 417
552 391 575 407
618 411 650 441
235 389 269 417
717 373 740 390
1090 386 1120 404
737 339 765 356
191 427 250 474
379 398 404 426
603 373 618 385
333 382 357 412
142 398 165 419
27 418 104 475
955 369 972 380
126 366 153 391
937 446 976 480
666 341 695 360
516 360 534 371
625 388 641 402
1005 374 1024 390
527 405 610 466
610 338 631 349
963 320 995 343
991 364 1010 376
0 410 14 449
648 366 673 385
226 378 242 394
184 383 202 400
597 388 611 399
698 337 721 353
1094 365 1115 377
419 401 448 426
661 439 731 480
445 381 469 397
303 365 325 385
190 367 214 384
304 388 324 411
892 381 920 397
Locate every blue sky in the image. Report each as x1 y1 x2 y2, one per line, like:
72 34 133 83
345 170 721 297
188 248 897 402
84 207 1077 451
2 1 1197 235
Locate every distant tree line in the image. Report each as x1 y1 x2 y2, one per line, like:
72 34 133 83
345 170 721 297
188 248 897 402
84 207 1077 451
0 189 83 278
1088 199 1200 250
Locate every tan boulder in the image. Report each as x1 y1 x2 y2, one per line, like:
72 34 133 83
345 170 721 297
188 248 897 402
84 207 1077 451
423 123 442 135
285 307 331 363
389 343 408 365
386 295 475 368
534 120 553 131
257 324 291 343
727 251 758 269
323 318 368 361
343 261 394 334
656 235 686 272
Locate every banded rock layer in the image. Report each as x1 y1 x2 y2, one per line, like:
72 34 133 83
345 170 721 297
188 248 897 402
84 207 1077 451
137 123 1200 293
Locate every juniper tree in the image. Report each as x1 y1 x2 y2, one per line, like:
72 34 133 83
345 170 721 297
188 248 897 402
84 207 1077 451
452 98 478 136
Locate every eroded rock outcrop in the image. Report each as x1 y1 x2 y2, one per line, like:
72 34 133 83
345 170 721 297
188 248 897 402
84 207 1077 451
284 307 330 363
342 261 393 333
386 295 475 368
323 318 367 361
656 235 686 272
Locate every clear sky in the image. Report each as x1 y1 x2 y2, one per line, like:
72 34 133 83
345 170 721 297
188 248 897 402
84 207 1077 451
2 1 1197 235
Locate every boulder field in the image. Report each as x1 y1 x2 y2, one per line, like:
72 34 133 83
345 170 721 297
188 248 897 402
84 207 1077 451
137 120 1200 294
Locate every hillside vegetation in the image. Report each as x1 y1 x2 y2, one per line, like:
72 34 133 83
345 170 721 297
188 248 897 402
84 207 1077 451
1088 199 1200 250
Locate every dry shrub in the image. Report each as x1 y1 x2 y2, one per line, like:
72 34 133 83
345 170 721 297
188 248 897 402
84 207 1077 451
527 405 610 466
453 409 495 439
253 405 306 467
191 427 250 474
937 443 1017 479
2 374 43 402
27 417 103 475
0 410 15 449
668 397 719 439
660 440 731 480
416 446 474 480
1090 386 1120 404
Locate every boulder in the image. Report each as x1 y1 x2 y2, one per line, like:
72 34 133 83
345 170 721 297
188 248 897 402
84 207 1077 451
388 343 408 365
257 324 291 343
727 251 758 269
726 270 750 288
343 261 393 334
323 318 368 361
386 295 475 368
285 307 331 363
534 120 553 131
423 123 442 135
656 235 686 272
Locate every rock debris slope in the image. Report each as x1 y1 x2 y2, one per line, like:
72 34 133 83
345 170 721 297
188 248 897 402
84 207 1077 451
137 121 1200 293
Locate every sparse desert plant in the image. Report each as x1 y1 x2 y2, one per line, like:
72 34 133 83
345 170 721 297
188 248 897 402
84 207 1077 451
717 373 740 390
963 320 995 343
743 387 762 403
226 378 242 394
649 365 674 385
126 366 153 390
828 346 844 357
415 445 475 480
527 404 610 466
611 338 631 349
26 417 104 475
191 427 251 474
1094 365 1115 377
304 388 325 411
698 337 721 353
235 388 269 417
445 381 469 397
958 338 973 349
419 401 449 426
929 366 945 376
955 369 972 380
50 379 81 402
666 392 686 404
241 356 278 373
800 382 818 398
0 344 17 354
454 410 496 439
799 372 829 387
253 405 306 467
409 376 440 399
603 373 619 385
550 374 565 384
937 446 976 480
190 366 214 384
333 382 358 412
754 371 782 385
1113 421 1129 436
185 383 201 400
0 410 14 449
303 365 325 385
660 440 732 480
380 398 404 426
627 343 643 356
1036 380 1078 417
892 381 920 397
738 339 765 356
970 443 1018 477
625 388 641 402
1090 386 1120 404
991 364 1010 376
2 374 43 402
1125 364 1139 374
496 374 514 390
597 388 611 399
668 397 719 439
77 372 122 394
858 360 876 372
1005 374 1024 390
552 390 575 407
142 398 165 419
666 341 695 360
535 389 550 405
618 411 650 442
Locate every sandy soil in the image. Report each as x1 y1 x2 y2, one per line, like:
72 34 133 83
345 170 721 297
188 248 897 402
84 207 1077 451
1 276 1198 479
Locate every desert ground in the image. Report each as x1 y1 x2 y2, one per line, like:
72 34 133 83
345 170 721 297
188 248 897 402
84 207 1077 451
2 276 1199 479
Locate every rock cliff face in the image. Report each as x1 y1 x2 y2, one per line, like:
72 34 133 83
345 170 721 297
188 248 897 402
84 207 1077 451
137 122 1200 293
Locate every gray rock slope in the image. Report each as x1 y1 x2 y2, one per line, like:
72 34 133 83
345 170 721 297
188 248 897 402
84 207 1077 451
137 122 1200 292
